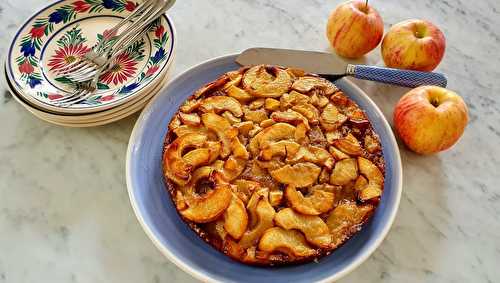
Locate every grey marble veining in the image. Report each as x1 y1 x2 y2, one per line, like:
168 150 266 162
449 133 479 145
0 0 499 282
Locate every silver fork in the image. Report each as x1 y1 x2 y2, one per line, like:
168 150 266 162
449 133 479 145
54 0 158 78
54 24 151 107
54 0 175 107
64 0 174 84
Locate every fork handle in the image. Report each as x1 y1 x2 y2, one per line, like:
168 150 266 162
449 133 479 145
111 0 172 53
93 0 159 55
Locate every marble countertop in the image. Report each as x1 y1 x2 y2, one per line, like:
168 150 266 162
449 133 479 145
1 0 499 282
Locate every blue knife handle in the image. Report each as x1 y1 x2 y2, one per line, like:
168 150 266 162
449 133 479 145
350 64 447 88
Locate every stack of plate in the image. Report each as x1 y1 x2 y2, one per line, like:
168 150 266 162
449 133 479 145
3 0 175 127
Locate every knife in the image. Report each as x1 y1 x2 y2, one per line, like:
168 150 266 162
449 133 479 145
236 48 447 88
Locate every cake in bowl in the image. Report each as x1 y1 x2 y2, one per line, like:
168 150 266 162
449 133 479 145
161 65 385 266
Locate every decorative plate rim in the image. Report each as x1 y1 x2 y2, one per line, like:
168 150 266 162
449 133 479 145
125 53 403 283
6 0 176 114
3 60 170 123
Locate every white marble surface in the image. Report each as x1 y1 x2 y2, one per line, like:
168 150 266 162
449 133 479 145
1 0 499 282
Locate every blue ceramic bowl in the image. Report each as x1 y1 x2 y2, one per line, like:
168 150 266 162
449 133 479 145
126 54 402 283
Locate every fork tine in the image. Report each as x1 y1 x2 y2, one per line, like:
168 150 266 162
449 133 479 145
66 66 98 81
64 62 96 77
53 89 85 105
66 68 97 83
56 60 87 75
62 89 95 107
58 90 90 107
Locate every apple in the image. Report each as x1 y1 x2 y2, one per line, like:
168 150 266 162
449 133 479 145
326 0 384 59
381 19 446 71
394 86 468 155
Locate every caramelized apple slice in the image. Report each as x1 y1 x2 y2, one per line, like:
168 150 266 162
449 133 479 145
180 183 232 223
285 186 334 215
280 91 310 109
248 123 296 155
328 145 350 160
285 67 306 79
234 121 254 136
243 107 268 123
333 133 363 156
311 93 329 108
233 179 260 204
258 227 316 258
249 98 265 110
199 96 243 117
221 156 246 181
245 187 268 227
255 158 286 171
294 122 309 145
173 125 208 138
179 165 212 197
242 65 292 98
201 113 237 158
269 189 283 207
264 98 280 111
292 103 320 124
248 125 263 138
178 112 201 126
330 158 358 185
222 111 241 124
270 110 310 129
224 194 249 240
291 76 338 95
286 145 334 169
259 119 275 128
326 201 374 246
274 208 332 248
270 162 321 187
325 130 342 144
226 85 254 102
182 142 221 167
354 175 368 191
357 157 384 201
364 132 382 153
259 140 300 161
179 99 201 113
223 71 242 87
239 190 276 249
168 115 181 131
163 133 207 185
318 167 331 184
320 103 347 131
193 75 229 98
231 139 249 161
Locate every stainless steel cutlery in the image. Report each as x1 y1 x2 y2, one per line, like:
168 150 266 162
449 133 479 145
54 0 176 107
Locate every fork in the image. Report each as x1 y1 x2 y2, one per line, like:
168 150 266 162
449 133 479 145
54 0 159 78
54 23 151 107
63 0 174 84
54 0 175 106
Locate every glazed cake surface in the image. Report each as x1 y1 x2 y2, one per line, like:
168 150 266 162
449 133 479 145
162 65 385 265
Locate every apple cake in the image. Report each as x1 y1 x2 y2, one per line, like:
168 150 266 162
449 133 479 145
162 65 385 266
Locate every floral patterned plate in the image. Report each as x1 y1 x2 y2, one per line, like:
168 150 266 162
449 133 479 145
5 68 168 127
6 0 175 114
4 61 170 125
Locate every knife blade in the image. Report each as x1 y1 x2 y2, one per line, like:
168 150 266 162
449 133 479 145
236 47 447 88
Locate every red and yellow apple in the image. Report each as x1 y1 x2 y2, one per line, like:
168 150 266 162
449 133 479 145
381 19 445 71
326 1 384 59
394 86 468 155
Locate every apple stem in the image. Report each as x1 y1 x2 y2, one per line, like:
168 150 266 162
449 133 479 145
365 0 368 10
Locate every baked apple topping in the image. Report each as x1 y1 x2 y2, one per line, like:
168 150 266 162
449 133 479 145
162 65 384 265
